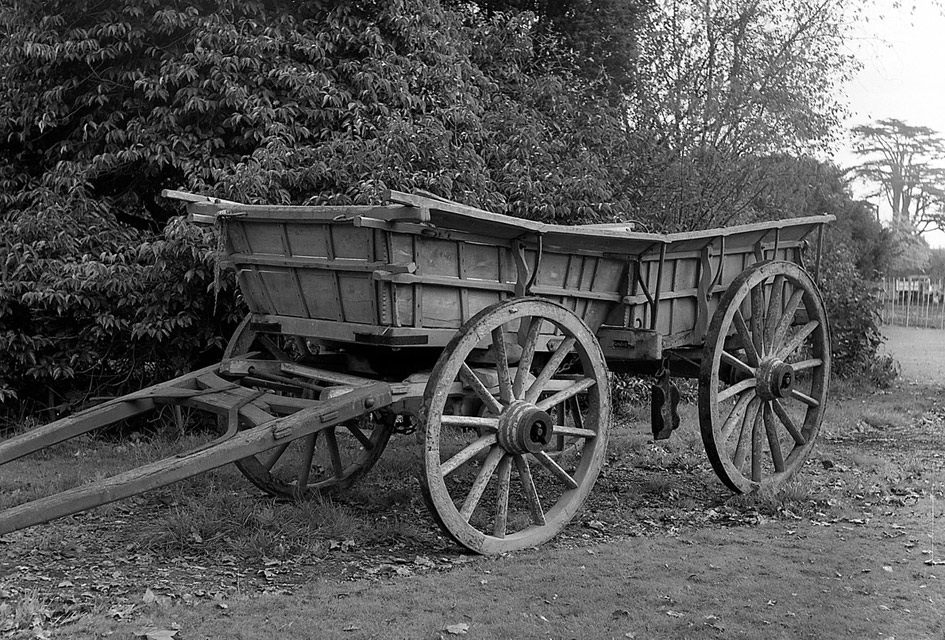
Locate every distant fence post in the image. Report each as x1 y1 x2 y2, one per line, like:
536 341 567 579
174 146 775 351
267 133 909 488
881 276 945 330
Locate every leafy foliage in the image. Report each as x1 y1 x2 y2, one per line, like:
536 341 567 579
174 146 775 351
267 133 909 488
0 0 638 412
622 0 855 231
748 155 895 380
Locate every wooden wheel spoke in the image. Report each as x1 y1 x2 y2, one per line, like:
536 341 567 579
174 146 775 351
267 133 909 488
719 392 754 443
790 388 820 407
441 415 499 431
721 350 755 377
771 399 806 444
776 321 819 360
459 363 503 415
493 455 512 538
525 336 577 403
763 402 785 472
764 275 785 349
792 358 823 372
513 318 543 399
733 309 760 366
491 327 514 404
552 425 597 439
718 377 756 403
323 427 344 479
514 454 546 525
771 289 805 348
750 284 766 357
296 433 317 489
441 434 498 477
750 401 764 483
732 398 758 472
459 446 506 521
533 450 579 490
344 422 373 449
536 377 595 412
263 442 291 471
569 396 584 431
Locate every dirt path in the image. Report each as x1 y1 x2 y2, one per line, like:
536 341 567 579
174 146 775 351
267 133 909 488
882 325 945 385
2 331 945 638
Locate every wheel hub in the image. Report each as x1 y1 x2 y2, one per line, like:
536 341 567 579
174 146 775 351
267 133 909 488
497 400 553 454
756 358 795 400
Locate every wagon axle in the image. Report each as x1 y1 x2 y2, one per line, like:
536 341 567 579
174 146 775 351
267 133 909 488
496 400 554 454
757 359 796 400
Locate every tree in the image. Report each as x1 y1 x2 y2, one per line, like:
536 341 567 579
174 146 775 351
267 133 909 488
620 0 857 231
852 118 945 235
0 0 636 411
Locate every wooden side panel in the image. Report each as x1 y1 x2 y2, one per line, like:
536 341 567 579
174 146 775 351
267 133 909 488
236 269 269 313
241 222 286 255
285 223 330 258
257 269 308 318
297 270 343 321
338 273 376 323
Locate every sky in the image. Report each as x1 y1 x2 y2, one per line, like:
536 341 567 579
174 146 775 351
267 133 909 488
836 1 945 248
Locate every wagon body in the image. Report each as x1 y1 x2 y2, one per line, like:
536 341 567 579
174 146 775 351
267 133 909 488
200 190 827 359
0 189 834 555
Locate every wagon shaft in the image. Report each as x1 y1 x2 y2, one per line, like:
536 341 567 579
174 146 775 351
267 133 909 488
0 382 392 536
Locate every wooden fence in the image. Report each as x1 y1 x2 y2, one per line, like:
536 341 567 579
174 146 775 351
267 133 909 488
879 277 945 329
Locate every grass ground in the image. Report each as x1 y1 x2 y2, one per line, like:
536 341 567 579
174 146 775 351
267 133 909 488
1 326 943 639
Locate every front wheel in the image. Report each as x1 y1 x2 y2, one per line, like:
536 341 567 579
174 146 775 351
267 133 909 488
224 314 393 498
699 261 830 493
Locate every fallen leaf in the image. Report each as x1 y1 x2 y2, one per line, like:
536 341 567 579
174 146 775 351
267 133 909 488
134 628 178 640
107 604 136 619
445 622 470 635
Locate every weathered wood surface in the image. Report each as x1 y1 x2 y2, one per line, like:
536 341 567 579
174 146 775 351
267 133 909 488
163 190 832 349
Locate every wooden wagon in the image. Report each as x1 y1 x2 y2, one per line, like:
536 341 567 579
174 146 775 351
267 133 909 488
0 190 832 554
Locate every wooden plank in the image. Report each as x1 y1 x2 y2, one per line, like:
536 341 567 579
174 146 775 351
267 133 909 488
255 314 458 346
0 384 392 536
161 189 241 206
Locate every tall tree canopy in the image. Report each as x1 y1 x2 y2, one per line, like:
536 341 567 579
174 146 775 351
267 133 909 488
623 0 854 231
852 118 945 236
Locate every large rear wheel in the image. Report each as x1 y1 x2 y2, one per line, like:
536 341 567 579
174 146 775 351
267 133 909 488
699 261 830 493
421 298 611 554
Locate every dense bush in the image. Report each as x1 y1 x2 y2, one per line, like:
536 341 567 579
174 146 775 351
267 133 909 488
817 244 897 384
0 1 641 414
747 156 896 381
0 187 240 409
